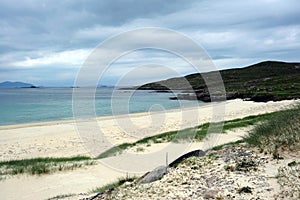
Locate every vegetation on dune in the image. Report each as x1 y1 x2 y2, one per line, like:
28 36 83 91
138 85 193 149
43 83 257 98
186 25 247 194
97 111 282 159
47 176 138 199
42 105 300 198
94 105 300 198
244 104 300 153
0 156 94 176
241 105 300 198
212 140 244 151
90 176 137 194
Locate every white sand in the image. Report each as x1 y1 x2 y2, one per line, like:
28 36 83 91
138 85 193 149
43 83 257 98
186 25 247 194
0 99 299 200
0 99 298 161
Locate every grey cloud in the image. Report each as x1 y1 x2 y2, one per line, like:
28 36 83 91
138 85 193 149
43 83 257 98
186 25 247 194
155 0 300 31
0 0 196 51
0 0 194 31
0 0 299 86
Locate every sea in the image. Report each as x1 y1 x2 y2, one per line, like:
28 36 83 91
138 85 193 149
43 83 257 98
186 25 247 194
0 87 202 126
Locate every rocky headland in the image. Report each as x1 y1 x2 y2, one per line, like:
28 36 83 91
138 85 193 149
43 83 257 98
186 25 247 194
137 61 300 102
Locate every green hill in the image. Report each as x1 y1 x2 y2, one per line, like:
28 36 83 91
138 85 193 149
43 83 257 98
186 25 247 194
138 61 300 102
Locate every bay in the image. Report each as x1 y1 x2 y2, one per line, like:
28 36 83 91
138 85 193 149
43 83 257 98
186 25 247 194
0 88 202 126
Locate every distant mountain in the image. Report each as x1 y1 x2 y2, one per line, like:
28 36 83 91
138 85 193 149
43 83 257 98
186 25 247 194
97 85 115 88
137 61 300 102
0 81 35 88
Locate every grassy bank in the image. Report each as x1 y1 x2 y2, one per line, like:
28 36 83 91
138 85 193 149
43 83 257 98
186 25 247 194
90 176 137 194
0 156 94 176
244 104 300 153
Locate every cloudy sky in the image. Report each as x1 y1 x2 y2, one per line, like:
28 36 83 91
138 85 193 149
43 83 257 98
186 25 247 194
0 0 299 86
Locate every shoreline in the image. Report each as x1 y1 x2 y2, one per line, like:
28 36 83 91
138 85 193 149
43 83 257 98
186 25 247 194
0 97 287 130
0 99 299 162
0 99 299 200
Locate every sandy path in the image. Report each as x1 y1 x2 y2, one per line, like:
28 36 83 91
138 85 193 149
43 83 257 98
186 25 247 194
0 99 299 200
0 162 127 200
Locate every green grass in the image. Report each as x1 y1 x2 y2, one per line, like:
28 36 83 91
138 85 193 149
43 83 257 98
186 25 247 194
90 176 137 194
97 143 135 159
244 104 300 152
212 140 244 151
0 156 94 176
97 111 282 159
49 176 137 199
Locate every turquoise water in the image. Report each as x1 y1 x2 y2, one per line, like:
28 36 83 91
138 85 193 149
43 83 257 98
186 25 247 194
0 88 202 126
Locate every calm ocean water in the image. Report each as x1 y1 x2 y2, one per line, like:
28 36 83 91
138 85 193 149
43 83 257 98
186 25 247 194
0 88 202 126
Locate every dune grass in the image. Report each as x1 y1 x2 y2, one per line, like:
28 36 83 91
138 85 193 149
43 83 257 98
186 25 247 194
90 176 137 194
244 104 300 153
46 176 137 199
97 111 281 159
92 105 300 197
212 140 244 151
0 156 94 176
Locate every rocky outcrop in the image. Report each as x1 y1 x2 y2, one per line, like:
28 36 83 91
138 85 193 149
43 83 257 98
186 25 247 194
136 149 206 184
138 165 168 184
169 149 206 167
170 90 298 103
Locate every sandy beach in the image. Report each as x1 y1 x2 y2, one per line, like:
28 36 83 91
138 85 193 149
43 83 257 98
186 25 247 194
2 0 300 198
0 99 299 200
1 99 298 161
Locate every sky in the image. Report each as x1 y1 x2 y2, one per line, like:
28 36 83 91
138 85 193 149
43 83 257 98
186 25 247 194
0 0 299 86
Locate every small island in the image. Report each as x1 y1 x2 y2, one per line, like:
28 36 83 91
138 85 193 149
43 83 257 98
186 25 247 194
0 81 38 88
